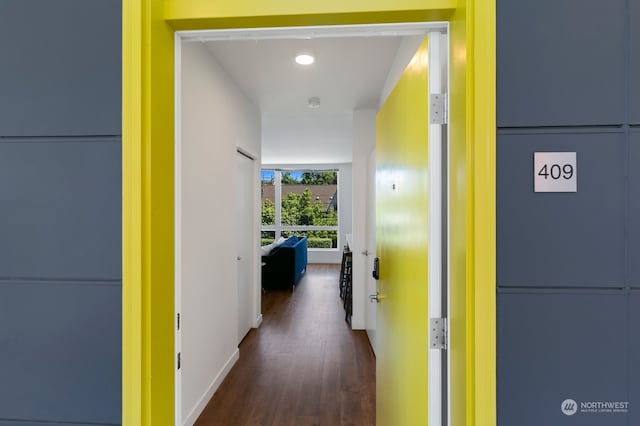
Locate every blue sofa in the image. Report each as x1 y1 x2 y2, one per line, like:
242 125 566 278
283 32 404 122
261 236 308 290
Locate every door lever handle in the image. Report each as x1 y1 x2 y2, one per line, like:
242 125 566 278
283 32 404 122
369 292 381 303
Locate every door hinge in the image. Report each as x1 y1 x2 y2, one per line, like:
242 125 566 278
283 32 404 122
429 318 447 350
177 313 180 331
429 93 447 125
177 352 181 370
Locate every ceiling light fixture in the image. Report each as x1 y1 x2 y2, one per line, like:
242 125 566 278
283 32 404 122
295 54 315 65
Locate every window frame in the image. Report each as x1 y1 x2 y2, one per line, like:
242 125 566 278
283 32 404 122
261 168 340 250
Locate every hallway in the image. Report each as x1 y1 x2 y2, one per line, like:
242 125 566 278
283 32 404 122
195 264 376 426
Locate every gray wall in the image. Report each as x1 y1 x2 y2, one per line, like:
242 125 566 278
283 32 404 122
0 1 122 425
497 0 639 424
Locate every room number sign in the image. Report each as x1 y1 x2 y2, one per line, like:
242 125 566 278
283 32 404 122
534 152 577 192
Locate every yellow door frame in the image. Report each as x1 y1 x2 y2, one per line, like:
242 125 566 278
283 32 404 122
122 1 495 425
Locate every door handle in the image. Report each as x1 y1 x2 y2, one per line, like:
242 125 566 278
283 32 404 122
237 256 241 261
369 292 381 303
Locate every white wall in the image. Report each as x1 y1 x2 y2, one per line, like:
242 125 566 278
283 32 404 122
350 109 376 330
262 112 353 164
379 35 425 107
179 41 261 426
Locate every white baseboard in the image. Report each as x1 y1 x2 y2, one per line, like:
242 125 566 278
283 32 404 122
183 348 240 426
351 318 366 330
254 314 263 328
366 330 377 357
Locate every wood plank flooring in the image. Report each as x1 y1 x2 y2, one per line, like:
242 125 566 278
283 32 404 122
194 264 376 426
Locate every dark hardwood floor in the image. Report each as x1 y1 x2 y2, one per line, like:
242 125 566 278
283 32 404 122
195 264 376 426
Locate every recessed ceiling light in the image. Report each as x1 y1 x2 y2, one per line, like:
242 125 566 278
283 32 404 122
295 54 315 65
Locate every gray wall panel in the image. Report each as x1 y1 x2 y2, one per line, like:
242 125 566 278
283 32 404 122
630 293 640 426
0 1 122 423
0 0 121 136
631 0 640 124
0 140 121 280
497 0 625 127
0 282 121 424
497 131 625 286
498 290 628 426
630 131 640 285
0 422 112 426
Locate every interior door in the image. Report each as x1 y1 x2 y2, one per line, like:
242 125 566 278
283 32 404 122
365 148 377 354
236 151 254 343
375 34 447 425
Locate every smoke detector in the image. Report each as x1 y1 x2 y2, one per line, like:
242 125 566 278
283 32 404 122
307 96 321 109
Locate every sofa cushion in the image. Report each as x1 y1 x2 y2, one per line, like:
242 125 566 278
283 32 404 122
260 243 274 256
279 236 298 248
260 236 287 256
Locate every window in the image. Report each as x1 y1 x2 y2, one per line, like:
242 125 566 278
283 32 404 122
261 169 339 249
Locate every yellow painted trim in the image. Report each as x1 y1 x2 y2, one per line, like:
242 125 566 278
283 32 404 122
122 0 143 423
144 1 176 423
123 0 175 424
166 0 455 29
166 0 455 18
122 1 495 425
165 11 454 32
469 0 497 425
448 8 470 426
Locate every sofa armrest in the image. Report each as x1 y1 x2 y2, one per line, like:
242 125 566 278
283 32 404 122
261 246 296 289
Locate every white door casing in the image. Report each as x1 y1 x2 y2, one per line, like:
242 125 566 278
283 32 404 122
426 31 450 426
365 148 377 354
237 150 255 344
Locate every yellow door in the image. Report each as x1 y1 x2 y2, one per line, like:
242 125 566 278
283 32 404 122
376 36 431 426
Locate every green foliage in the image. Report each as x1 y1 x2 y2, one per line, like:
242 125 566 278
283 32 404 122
307 238 333 248
280 188 336 227
300 171 337 185
280 171 336 185
281 172 300 184
261 170 339 248
281 231 338 248
261 199 275 225
262 236 332 248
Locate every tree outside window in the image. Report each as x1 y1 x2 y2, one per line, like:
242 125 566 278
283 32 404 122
261 170 338 248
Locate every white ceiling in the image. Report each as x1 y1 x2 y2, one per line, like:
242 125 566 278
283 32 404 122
203 34 421 164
